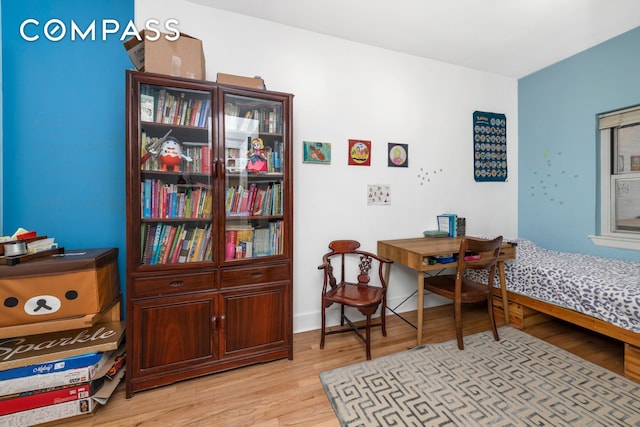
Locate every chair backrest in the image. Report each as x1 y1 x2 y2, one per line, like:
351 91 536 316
319 240 392 292
456 236 503 286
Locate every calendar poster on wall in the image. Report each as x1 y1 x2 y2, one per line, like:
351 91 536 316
473 111 507 182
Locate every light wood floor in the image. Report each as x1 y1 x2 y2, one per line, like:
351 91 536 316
61 303 624 427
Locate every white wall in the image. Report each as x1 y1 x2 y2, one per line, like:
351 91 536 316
137 0 519 333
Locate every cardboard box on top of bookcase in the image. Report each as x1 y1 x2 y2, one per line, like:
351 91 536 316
124 30 206 80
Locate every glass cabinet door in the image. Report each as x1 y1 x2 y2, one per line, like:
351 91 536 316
138 83 213 265
223 93 285 260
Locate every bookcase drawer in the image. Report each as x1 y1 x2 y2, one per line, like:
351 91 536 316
132 272 215 298
221 264 289 288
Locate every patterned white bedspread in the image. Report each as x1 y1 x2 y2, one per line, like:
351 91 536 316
468 238 640 333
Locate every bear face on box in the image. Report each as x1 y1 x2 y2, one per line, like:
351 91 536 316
0 248 120 328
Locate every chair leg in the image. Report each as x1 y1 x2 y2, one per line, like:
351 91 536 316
454 302 464 350
487 297 499 342
340 304 345 326
320 301 326 349
365 314 372 360
381 299 387 337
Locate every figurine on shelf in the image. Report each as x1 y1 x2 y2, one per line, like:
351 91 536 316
157 137 192 172
246 137 268 172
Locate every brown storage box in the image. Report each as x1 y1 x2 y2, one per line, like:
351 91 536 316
0 300 121 339
217 72 265 89
0 321 125 371
0 248 120 327
124 30 205 80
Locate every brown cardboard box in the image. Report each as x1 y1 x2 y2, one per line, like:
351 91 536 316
0 299 121 339
0 321 125 371
124 30 205 80
217 72 265 90
0 248 120 327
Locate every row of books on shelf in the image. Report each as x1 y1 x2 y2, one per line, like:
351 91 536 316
140 132 162 171
0 332 124 425
142 179 212 220
225 183 283 217
140 132 211 173
142 222 212 265
225 221 284 260
182 143 212 174
225 141 283 173
225 104 282 134
141 87 210 128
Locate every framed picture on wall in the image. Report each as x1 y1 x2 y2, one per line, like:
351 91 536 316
348 139 371 166
473 111 507 182
303 141 331 164
388 143 408 167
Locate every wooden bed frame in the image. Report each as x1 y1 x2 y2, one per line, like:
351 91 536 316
492 290 640 383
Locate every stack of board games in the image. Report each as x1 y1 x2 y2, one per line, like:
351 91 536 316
0 322 124 426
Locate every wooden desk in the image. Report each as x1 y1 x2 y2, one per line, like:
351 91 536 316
377 236 516 345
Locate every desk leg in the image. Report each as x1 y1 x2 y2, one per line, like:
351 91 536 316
498 261 509 324
417 272 424 345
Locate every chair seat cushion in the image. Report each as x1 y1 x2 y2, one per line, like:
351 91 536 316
325 282 384 308
424 275 491 302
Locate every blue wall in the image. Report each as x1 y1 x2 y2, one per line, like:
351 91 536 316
518 26 640 261
1 0 133 294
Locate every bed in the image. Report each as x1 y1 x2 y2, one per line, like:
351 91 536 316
470 238 640 382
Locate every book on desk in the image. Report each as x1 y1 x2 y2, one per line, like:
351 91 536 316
437 214 465 237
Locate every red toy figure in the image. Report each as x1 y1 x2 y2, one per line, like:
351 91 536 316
158 137 192 172
246 137 268 172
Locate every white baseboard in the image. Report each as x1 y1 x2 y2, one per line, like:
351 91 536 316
293 292 448 333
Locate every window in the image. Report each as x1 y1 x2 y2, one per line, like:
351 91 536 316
591 105 640 250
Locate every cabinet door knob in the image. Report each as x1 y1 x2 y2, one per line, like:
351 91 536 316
168 281 184 288
220 314 226 328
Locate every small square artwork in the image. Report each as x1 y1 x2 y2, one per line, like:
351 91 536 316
368 184 391 205
631 155 640 171
348 139 371 166
388 143 408 167
303 141 331 164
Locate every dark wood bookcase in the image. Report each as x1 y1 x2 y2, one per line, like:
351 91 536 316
125 70 293 398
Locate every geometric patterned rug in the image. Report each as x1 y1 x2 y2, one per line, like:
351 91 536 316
320 327 640 426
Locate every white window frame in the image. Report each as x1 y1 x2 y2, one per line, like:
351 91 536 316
589 106 640 250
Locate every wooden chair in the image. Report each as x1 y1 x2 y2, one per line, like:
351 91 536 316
423 236 503 350
318 240 393 360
